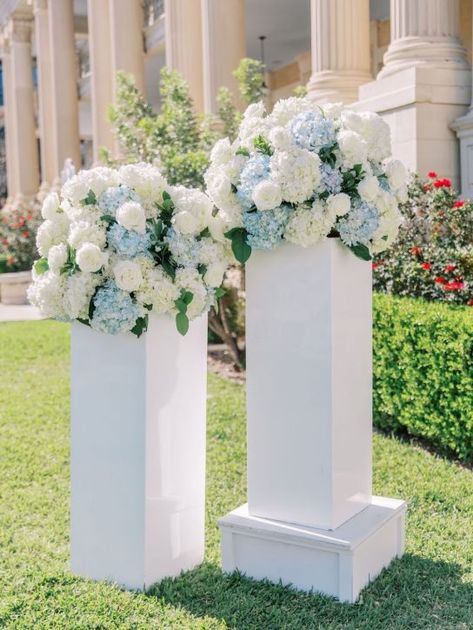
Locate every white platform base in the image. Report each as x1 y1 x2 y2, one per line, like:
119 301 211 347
219 497 406 603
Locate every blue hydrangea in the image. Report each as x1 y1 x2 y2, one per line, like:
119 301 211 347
90 281 142 335
164 228 200 268
244 206 291 250
319 163 343 194
288 111 336 153
98 185 139 215
236 154 270 210
337 201 380 247
108 223 152 257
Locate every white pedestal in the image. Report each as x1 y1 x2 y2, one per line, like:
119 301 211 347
70 313 208 590
219 239 406 601
451 110 473 199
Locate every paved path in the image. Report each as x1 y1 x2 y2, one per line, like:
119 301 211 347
0 304 44 322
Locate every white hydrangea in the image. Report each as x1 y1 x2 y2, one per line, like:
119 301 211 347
204 262 227 288
210 138 234 166
118 163 167 203
337 130 368 168
269 96 312 127
47 243 68 273
268 126 294 151
175 268 209 319
172 186 213 235
36 214 70 257
68 221 106 250
116 201 146 233
285 201 334 247
113 260 143 292
76 243 107 273
385 159 408 191
321 102 344 122
252 179 283 211
270 149 321 203
62 272 101 320
27 271 67 319
62 167 118 205
341 110 391 163
358 175 380 202
326 193 351 219
239 102 269 149
41 192 61 220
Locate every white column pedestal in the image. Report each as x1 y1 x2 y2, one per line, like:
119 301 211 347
219 240 406 602
71 313 208 590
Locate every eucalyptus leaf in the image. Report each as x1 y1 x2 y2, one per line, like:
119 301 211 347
349 243 372 261
176 311 189 336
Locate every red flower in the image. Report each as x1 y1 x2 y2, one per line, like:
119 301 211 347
443 281 464 291
468 300 473 306
21 230 29 238
433 178 452 188
411 246 422 257
372 261 383 270
453 200 465 208
421 262 432 271
444 264 456 273
428 171 438 179
435 276 446 285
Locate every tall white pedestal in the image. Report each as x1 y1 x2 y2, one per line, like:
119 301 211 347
219 240 406 602
70 314 208 590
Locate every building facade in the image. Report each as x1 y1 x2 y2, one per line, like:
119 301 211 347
1 0 473 203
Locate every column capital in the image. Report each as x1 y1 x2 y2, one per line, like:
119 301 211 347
8 14 33 44
31 0 49 15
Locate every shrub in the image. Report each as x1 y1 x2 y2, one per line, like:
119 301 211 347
373 293 473 462
0 199 42 272
373 172 473 306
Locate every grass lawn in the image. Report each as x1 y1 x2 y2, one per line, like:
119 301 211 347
0 320 472 630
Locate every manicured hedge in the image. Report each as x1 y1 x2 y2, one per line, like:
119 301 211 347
373 294 473 463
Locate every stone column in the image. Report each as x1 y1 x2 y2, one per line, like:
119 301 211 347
201 0 245 113
32 0 55 185
8 15 39 197
87 0 114 162
307 0 372 104
1 34 18 198
109 0 145 96
165 0 204 112
48 0 81 175
358 0 471 186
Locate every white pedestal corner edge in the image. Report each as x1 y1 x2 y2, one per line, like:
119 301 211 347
218 497 407 604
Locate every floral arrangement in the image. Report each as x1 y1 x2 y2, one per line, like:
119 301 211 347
0 198 43 273
204 97 408 262
373 171 473 306
28 164 231 336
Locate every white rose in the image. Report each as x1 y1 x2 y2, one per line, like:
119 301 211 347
252 180 283 211
327 193 351 217
174 210 200 235
116 201 146 233
47 243 68 273
385 160 407 191
41 192 61 220
204 262 227 288
113 260 143 292
210 138 234 166
357 176 380 202
76 243 107 273
337 130 367 166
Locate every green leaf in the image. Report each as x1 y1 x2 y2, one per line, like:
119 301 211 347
131 315 149 338
199 227 211 239
182 291 194 306
224 227 252 264
176 311 189 336
34 258 49 275
253 135 273 156
101 214 116 225
236 147 250 157
349 243 372 261
161 255 176 279
215 287 227 299
77 318 91 328
162 190 172 202
83 190 97 206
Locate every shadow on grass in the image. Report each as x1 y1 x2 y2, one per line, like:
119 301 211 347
148 555 473 630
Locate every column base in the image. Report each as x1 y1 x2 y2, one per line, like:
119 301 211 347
219 497 406 603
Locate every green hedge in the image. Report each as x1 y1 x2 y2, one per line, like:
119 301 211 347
373 294 473 463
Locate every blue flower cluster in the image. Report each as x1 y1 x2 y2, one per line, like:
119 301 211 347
164 229 200 268
288 111 336 153
319 163 343 194
98 185 139 215
91 281 142 335
236 154 270 210
108 223 151 258
337 200 380 246
244 205 291 250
